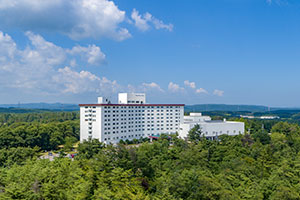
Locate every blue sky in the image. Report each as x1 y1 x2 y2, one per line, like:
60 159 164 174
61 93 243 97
0 0 299 106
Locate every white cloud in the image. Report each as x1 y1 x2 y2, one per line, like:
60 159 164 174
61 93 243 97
0 31 171 99
53 67 100 94
0 32 226 102
0 0 174 41
196 88 208 94
131 9 150 31
266 0 286 5
24 31 106 67
151 17 174 32
53 67 119 94
183 80 209 95
0 31 110 95
184 80 196 89
0 32 17 69
67 45 106 65
168 82 184 92
25 31 66 66
142 82 164 92
126 82 164 94
213 89 224 97
131 8 173 32
0 0 131 41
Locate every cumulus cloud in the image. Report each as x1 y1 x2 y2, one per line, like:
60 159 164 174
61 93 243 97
213 89 224 97
184 80 196 89
183 80 209 95
0 32 17 68
25 31 66 66
131 9 150 31
266 0 286 5
0 31 171 99
0 31 112 95
53 67 119 94
168 82 184 92
0 0 175 40
142 82 164 92
127 82 164 94
24 31 106 67
0 31 226 102
196 88 208 94
67 45 106 66
0 0 131 41
131 8 173 32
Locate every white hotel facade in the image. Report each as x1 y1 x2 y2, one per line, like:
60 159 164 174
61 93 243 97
80 93 245 144
80 93 184 144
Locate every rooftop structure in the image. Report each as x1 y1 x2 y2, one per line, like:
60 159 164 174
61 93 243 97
118 93 146 104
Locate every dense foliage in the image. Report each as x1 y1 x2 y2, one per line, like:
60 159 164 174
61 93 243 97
0 112 79 125
1 112 300 199
0 121 79 151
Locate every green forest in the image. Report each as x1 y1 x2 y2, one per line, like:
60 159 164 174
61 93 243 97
1 111 300 199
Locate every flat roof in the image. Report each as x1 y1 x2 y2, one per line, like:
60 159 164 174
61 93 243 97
183 120 244 124
79 104 185 107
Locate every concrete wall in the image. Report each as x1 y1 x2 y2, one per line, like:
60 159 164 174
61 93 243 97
118 93 146 104
179 113 244 140
80 106 102 142
179 122 244 139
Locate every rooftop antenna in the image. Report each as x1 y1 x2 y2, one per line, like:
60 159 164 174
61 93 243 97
108 95 112 104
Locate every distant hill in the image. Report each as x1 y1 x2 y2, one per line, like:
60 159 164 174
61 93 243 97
0 103 299 113
0 103 79 111
0 107 51 113
185 104 270 112
185 104 300 112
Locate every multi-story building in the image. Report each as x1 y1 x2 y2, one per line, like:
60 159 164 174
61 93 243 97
179 113 244 140
79 93 185 144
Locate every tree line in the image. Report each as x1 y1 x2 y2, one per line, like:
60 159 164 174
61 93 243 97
0 117 300 199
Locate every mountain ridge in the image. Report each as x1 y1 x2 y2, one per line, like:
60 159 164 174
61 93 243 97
0 103 299 112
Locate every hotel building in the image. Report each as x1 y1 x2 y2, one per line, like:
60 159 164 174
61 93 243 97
79 93 185 144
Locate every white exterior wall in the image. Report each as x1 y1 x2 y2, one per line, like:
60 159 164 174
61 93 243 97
179 113 244 140
184 115 211 122
80 107 89 142
179 123 194 139
118 93 146 104
80 106 102 142
179 121 244 139
80 104 184 144
201 122 244 137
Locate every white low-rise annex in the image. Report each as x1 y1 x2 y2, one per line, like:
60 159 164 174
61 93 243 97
178 113 245 140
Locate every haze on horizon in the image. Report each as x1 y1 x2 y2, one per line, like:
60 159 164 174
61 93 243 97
0 0 299 107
